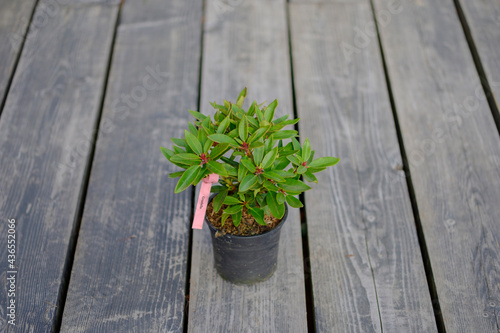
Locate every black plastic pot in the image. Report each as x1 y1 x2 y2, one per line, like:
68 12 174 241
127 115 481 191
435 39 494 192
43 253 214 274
205 197 288 285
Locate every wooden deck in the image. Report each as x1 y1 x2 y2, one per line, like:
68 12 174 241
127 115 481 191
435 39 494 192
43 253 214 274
0 0 499 332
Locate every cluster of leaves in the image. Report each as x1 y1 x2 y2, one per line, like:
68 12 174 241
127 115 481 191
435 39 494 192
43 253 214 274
161 88 339 227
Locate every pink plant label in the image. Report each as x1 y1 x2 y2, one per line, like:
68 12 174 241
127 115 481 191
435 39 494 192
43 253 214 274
192 173 219 229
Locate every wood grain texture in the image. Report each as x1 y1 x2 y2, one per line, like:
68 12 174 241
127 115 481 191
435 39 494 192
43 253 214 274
456 0 500 113
59 1 203 332
0 0 37 113
373 0 500 331
187 0 308 332
290 3 437 332
0 3 118 332
120 0 193 25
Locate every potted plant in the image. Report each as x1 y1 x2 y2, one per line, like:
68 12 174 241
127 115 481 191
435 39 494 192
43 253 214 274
161 88 339 284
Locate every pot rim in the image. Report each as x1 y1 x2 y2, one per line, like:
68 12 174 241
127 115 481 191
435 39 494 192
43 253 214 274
204 194 289 239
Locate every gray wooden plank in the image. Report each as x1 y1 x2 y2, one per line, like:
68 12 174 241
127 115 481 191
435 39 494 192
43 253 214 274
290 2 437 332
120 0 192 25
0 0 37 112
60 1 203 332
457 0 500 112
0 3 118 332
373 0 500 331
187 0 308 332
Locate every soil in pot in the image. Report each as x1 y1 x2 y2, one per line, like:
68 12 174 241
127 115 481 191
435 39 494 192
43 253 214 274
206 200 282 237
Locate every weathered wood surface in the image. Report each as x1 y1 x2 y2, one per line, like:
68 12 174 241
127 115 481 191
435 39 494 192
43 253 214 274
60 1 203 332
187 0 308 332
456 0 500 114
373 0 500 331
0 3 118 332
0 0 37 113
290 2 437 332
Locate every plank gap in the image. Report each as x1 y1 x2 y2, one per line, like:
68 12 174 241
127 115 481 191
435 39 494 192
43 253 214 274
54 5 122 332
452 0 500 138
0 0 39 118
298 194 317 333
368 0 445 332
183 2 207 331
286 2 316 332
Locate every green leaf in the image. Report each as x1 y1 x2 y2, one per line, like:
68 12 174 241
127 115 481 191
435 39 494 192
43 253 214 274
226 164 237 177
224 196 242 205
286 195 303 208
256 106 264 122
171 137 187 149
296 165 308 174
273 114 289 124
174 165 201 193
262 171 285 182
188 109 207 120
207 160 228 176
238 116 248 141
261 147 278 169
308 157 340 168
173 146 185 154
267 191 285 219
240 157 256 173
247 101 257 116
168 171 184 178
302 138 311 161
221 156 239 168
255 194 266 207
224 204 243 215
303 171 318 183
238 165 248 182
208 134 238 146
269 118 299 131
193 167 209 185
185 130 202 155
188 122 198 136
287 154 302 166
211 185 225 193
236 87 247 107
247 206 266 225
263 180 278 191
170 154 199 165
217 116 230 134
260 120 271 128
272 130 298 140
232 211 242 227
203 138 213 153
248 140 264 149
247 116 259 128
276 192 286 205
274 156 291 170
248 126 270 143
253 146 265 165
307 150 315 164
160 147 174 160
209 143 229 160
172 153 200 161
239 174 258 192
264 99 278 122
213 188 228 213
292 137 301 150
221 213 230 226
201 116 213 133
274 170 295 178
308 166 327 174
278 179 311 193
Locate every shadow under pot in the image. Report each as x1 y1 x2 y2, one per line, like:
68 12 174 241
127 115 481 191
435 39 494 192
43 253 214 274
205 195 289 285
